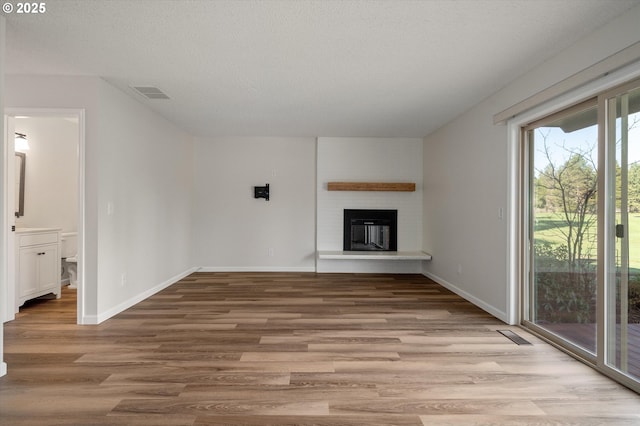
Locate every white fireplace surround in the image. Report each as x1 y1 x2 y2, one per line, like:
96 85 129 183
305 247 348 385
316 137 426 273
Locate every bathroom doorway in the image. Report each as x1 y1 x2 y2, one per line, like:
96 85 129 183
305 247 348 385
3 108 85 324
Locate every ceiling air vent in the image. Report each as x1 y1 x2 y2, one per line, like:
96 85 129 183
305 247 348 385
131 86 170 100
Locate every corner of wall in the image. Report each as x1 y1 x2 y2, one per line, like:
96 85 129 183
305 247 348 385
92 267 198 324
422 269 510 324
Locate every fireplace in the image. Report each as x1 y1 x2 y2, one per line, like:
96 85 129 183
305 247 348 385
343 209 397 251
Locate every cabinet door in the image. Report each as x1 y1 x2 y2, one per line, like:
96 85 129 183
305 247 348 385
18 247 40 297
38 246 59 292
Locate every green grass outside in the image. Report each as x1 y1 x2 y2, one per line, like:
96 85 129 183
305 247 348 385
534 212 640 270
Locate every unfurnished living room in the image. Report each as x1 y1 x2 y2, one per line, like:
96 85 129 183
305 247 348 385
1 1 640 425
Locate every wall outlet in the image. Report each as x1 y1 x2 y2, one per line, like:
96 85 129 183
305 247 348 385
268 248 275 257
457 264 462 275
120 273 127 287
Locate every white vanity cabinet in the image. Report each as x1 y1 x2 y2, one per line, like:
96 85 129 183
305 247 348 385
15 228 62 309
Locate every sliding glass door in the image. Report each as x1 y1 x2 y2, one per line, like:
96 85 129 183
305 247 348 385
526 100 599 357
606 82 640 383
524 78 640 391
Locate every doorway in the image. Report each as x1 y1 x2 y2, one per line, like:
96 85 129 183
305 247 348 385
4 108 85 324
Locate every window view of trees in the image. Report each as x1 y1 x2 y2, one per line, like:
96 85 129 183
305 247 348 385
532 123 598 326
532 108 640 328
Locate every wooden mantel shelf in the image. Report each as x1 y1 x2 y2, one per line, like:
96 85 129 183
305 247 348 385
327 182 416 192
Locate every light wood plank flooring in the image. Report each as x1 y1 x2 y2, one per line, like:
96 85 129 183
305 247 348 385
1 272 639 425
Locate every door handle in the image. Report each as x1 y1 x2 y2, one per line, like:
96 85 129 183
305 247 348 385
616 224 625 238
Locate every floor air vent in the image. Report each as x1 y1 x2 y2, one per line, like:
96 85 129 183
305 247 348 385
497 330 532 345
131 86 170 100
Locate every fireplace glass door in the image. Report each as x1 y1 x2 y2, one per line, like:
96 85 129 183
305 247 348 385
350 220 391 250
343 209 397 251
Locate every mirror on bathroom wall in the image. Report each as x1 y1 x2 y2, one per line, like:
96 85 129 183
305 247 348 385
15 152 25 218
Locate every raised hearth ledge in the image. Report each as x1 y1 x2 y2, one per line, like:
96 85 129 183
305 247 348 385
317 250 432 261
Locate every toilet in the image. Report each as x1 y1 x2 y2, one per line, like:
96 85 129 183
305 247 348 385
61 232 78 289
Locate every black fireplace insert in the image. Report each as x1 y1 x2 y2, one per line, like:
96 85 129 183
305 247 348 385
343 209 397 251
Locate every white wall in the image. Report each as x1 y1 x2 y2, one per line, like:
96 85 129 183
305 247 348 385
14 116 78 232
4 75 195 323
94 80 194 319
423 104 508 319
192 137 316 271
422 4 640 322
317 137 423 273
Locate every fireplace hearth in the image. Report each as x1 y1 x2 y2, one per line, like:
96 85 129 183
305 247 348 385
343 209 397 251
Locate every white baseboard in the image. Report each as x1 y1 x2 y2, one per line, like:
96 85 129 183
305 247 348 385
83 267 199 325
80 314 100 325
422 270 509 323
198 266 316 273
199 264 425 274
0 361 6 377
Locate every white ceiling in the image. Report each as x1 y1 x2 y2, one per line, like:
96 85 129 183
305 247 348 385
4 0 639 138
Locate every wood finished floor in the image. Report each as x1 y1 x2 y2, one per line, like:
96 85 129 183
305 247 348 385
1 272 640 425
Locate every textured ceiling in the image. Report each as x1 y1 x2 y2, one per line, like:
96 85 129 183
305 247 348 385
4 0 639 137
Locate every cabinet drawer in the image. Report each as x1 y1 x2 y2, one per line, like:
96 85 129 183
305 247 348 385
19 232 58 247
